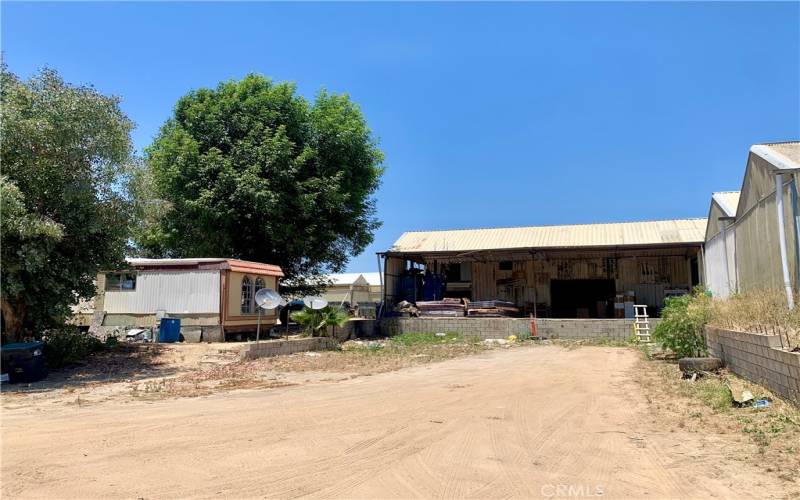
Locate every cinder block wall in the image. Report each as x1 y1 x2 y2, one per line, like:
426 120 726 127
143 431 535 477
380 317 661 341
537 319 662 340
706 326 800 405
240 337 336 360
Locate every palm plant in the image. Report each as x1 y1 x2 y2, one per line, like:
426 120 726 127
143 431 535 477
291 305 350 338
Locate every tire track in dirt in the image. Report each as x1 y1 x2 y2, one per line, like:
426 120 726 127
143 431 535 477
2 346 791 499
487 405 526 499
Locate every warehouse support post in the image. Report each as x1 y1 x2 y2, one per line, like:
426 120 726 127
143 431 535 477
776 173 795 310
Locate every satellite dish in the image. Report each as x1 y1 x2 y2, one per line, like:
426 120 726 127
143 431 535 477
255 288 283 310
303 296 328 310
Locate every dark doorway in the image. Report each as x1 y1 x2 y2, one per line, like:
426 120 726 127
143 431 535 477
550 279 616 318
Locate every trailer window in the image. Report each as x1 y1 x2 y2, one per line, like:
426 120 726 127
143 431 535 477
105 273 136 291
241 276 253 314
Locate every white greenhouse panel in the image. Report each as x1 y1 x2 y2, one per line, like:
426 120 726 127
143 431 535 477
705 230 737 299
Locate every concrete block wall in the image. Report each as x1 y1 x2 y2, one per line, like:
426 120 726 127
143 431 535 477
381 317 530 339
240 337 336 360
380 317 662 341
706 326 800 405
538 318 661 340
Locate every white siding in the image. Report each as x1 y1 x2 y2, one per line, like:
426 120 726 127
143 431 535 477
104 271 220 314
705 228 737 299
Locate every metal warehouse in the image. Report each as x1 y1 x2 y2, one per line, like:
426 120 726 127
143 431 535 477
380 218 706 318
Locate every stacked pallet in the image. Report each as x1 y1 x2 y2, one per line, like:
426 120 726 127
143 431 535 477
416 298 466 317
466 300 520 317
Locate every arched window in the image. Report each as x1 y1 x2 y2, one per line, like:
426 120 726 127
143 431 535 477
241 276 253 314
254 277 266 310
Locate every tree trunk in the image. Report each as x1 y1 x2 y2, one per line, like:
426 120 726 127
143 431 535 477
1 297 26 342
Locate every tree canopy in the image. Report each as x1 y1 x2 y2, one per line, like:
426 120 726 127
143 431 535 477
138 74 384 289
0 66 134 340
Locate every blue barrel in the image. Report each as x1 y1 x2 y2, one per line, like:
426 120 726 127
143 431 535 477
158 318 181 343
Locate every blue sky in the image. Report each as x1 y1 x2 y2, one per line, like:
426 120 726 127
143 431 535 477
3 2 799 273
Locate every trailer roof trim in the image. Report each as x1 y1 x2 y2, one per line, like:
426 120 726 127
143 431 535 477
123 258 284 277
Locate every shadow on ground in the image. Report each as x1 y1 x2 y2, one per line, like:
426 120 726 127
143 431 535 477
1 344 181 393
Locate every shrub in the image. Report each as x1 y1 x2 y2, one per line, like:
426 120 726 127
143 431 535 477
652 289 710 358
291 305 349 337
42 328 109 369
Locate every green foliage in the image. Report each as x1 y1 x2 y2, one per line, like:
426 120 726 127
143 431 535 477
137 74 384 290
694 379 734 411
291 305 350 337
389 332 462 346
0 65 134 340
652 289 711 358
42 328 114 369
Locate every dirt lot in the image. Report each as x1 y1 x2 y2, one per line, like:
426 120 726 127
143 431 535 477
2 344 795 499
1 337 489 407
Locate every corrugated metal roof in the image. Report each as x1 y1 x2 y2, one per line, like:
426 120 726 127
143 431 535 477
328 272 382 286
389 218 707 254
711 191 740 217
359 272 382 286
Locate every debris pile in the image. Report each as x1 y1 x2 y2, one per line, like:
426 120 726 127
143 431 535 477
417 298 466 317
341 339 387 351
466 300 519 317
394 300 419 317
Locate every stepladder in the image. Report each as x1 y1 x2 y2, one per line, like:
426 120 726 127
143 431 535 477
633 305 651 342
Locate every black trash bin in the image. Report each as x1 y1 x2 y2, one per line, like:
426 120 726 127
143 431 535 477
1 341 47 383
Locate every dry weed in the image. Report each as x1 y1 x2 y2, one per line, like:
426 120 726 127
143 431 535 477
637 356 800 495
709 289 800 346
125 337 496 400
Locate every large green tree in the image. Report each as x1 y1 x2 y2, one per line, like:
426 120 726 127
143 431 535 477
1 66 134 340
138 74 384 289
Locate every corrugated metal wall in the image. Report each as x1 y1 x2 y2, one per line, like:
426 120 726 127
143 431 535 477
104 271 221 314
383 256 406 305
462 249 693 309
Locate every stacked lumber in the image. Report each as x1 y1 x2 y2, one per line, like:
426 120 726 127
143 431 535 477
466 300 519 317
416 298 466 317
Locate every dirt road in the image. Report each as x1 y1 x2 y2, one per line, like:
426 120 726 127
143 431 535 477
1 346 788 499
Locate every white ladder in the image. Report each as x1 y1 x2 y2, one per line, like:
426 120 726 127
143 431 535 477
633 305 651 342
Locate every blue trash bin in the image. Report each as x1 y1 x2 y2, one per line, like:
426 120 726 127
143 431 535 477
158 318 181 343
